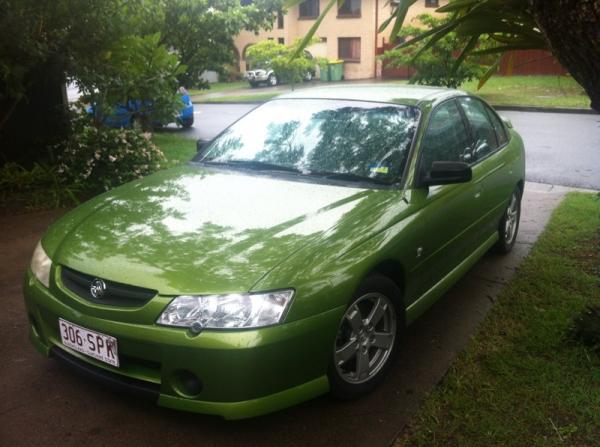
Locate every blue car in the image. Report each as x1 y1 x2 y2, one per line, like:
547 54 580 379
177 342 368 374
88 88 194 128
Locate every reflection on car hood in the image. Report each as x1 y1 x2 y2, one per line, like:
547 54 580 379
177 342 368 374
45 165 376 295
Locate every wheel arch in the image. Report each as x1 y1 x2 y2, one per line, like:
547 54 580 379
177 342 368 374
517 179 524 196
366 259 406 308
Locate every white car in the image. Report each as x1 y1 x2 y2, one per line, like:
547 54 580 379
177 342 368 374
245 68 279 87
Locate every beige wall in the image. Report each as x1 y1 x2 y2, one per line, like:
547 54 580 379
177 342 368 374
376 1 447 48
233 0 448 80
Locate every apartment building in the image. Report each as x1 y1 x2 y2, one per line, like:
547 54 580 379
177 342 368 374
234 0 448 80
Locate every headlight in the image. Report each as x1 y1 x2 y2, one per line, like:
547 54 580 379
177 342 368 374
157 290 294 330
30 241 52 288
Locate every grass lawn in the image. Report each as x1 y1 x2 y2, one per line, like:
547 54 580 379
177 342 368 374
152 132 196 167
188 81 247 96
200 92 281 103
460 75 590 109
191 76 590 108
398 192 600 446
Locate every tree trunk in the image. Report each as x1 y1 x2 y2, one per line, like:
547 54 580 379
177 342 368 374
0 56 70 166
530 0 600 112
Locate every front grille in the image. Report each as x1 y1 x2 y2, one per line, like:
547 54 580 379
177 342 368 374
60 266 157 307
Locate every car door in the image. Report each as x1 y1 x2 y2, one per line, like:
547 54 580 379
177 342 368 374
404 99 486 304
456 97 515 242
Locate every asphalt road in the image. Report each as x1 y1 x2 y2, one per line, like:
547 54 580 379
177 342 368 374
174 105 600 190
502 111 600 190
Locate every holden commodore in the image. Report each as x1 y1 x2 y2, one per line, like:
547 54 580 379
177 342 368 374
24 84 525 419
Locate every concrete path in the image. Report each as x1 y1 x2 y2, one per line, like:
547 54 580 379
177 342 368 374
0 182 580 447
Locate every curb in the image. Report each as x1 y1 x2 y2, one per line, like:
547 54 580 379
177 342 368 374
490 105 596 115
192 100 265 105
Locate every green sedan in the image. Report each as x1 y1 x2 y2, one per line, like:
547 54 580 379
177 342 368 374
24 85 525 419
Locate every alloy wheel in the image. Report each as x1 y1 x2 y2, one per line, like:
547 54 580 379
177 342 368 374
504 193 519 244
334 293 397 384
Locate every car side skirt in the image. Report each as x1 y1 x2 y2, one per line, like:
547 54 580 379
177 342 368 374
405 231 499 325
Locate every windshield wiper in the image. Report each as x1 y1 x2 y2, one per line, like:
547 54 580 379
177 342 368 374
307 171 393 186
201 159 302 174
200 161 393 185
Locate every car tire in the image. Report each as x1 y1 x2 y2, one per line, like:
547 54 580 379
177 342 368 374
328 274 405 400
181 117 194 128
249 81 258 88
494 186 522 254
268 74 278 86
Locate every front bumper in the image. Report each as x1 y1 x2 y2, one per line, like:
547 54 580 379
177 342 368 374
24 270 341 419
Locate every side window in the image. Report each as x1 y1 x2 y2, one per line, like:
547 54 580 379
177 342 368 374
458 97 498 161
484 105 509 147
420 100 471 174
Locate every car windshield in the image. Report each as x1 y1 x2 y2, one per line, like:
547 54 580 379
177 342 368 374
195 99 420 185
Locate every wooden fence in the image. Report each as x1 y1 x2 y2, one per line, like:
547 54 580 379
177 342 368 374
378 47 568 79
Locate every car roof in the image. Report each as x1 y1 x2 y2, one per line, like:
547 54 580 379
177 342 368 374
277 83 466 108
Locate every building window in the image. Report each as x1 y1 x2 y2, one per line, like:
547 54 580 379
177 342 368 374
277 10 284 29
338 0 361 17
338 37 360 62
425 0 439 7
278 37 285 45
299 0 319 19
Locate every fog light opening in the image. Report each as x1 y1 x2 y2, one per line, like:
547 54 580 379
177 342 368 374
172 369 203 398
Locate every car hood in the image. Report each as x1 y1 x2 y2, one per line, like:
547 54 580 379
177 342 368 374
44 165 379 295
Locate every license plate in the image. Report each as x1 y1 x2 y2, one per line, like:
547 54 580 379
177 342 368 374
59 318 119 367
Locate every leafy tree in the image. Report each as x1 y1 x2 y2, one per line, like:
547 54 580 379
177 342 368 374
383 14 489 88
150 0 284 88
0 0 285 165
286 0 600 112
0 0 148 164
75 33 184 130
246 39 318 88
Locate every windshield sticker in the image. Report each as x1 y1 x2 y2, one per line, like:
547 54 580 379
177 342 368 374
369 163 391 175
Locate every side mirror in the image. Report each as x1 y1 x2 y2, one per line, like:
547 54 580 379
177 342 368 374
420 161 472 187
500 115 513 128
196 139 211 152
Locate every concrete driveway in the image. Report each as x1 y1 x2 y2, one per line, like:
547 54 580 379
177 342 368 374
0 183 575 447
172 105 600 190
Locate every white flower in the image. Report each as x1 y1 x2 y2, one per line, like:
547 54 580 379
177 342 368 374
108 155 117 162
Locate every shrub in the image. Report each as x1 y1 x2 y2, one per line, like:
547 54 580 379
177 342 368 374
246 39 319 87
382 14 491 89
0 162 82 210
57 114 166 192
